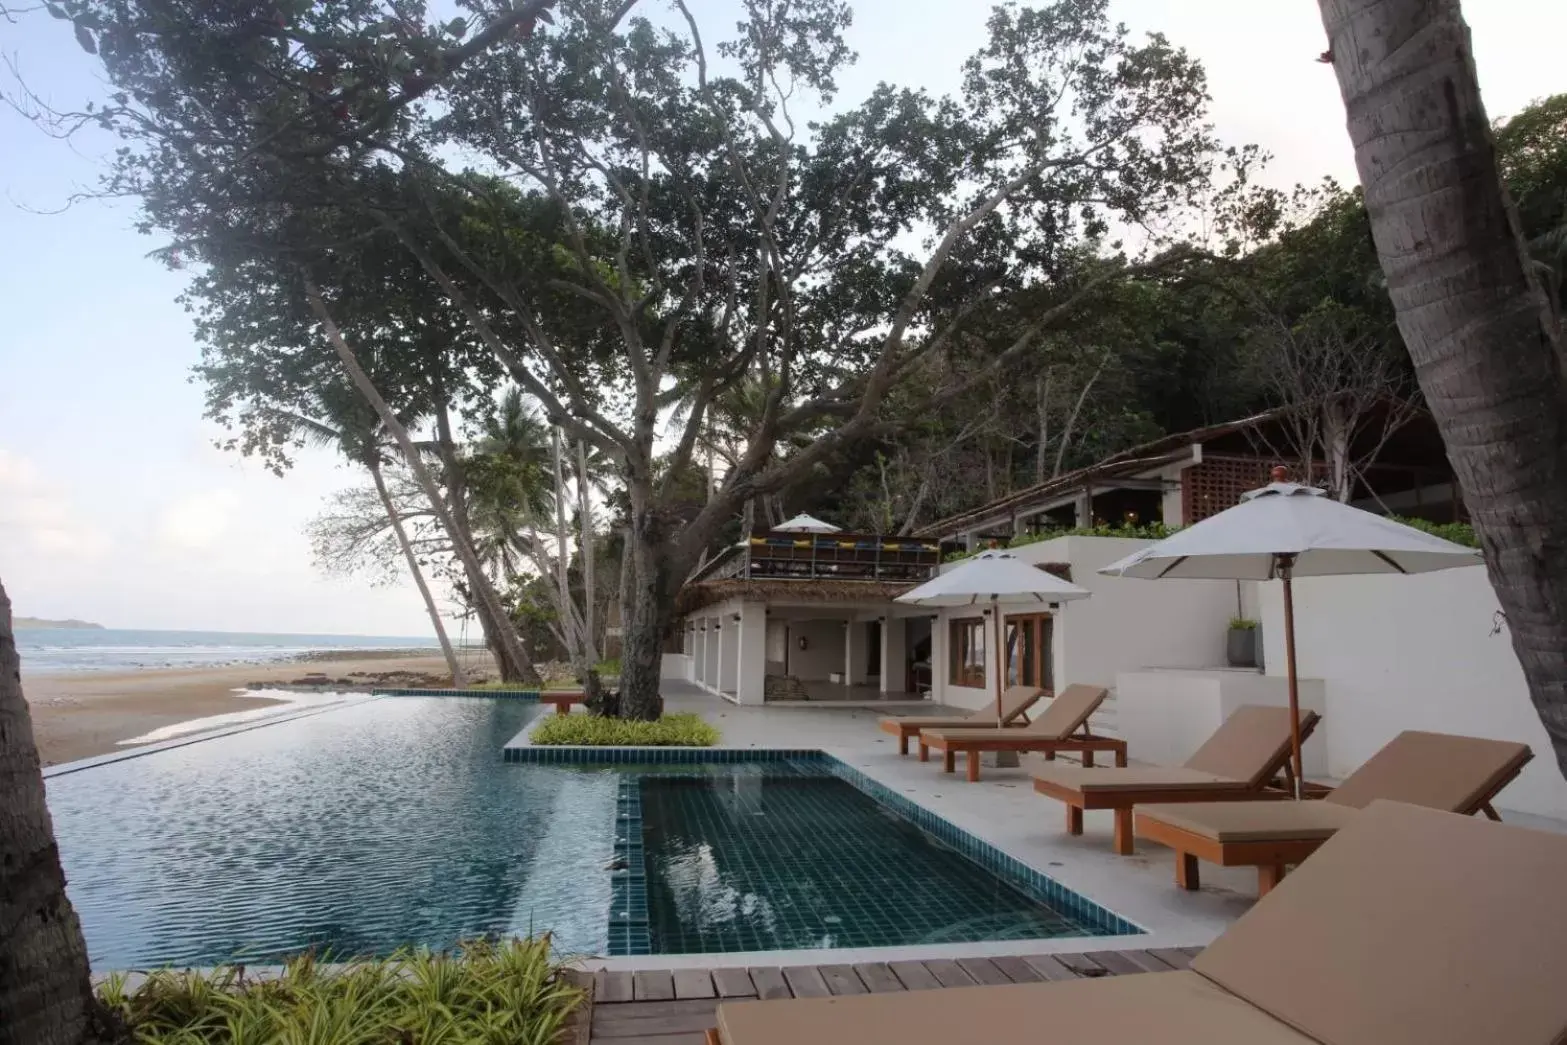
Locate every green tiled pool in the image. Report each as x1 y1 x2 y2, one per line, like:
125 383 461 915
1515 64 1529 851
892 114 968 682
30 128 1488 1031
639 771 1106 953
46 697 1134 968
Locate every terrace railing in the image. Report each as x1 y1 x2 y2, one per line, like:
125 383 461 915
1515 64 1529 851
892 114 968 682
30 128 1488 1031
705 530 945 582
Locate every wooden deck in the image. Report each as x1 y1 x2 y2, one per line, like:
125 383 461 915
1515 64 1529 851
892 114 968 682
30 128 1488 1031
583 947 1204 1044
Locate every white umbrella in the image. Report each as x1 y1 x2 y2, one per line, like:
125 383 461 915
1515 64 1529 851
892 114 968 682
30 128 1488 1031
897 551 1092 725
773 513 842 533
1099 466 1482 796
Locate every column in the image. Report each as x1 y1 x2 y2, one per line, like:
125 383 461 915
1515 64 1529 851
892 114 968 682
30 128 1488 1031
842 619 855 691
880 617 906 694
735 602 768 705
848 621 870 685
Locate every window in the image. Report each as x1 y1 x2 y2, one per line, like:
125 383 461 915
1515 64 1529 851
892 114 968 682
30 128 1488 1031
948 617 986 687
1005 614 1054 692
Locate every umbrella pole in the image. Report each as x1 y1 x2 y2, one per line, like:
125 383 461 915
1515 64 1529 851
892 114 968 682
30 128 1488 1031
992 596 1004 728
1279 555 1304 800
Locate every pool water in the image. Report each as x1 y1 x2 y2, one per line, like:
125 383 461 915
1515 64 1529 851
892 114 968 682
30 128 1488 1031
47 698 617 968
641 773 1100 952
46 697 1117 969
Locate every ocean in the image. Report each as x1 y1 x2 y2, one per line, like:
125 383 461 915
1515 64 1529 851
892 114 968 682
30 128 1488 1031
14 628 436 674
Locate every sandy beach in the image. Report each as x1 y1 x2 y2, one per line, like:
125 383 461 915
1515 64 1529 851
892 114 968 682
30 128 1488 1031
23 651 487 766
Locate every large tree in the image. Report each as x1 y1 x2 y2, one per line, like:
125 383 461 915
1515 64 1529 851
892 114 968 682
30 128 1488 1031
0 581 104 1045
56 0 1226 717
1318 0 1567 777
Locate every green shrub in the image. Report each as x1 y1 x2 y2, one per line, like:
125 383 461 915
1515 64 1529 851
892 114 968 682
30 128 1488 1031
470 681 542 692
1388 516 1480 548
97 937 583 1044
593 658 622 676
531 712 719 747
1228 617 1259 630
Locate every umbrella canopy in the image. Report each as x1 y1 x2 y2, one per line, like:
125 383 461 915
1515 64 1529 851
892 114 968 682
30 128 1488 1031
897 551 1093 607
1098 468 1482 796
898 551 1091 725
773 513 842 533
1099 478 1481 581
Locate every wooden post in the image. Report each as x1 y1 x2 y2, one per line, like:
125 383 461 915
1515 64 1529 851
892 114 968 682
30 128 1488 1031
1279 553 1305 799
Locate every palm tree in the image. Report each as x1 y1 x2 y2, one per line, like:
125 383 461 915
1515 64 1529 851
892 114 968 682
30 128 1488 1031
0 580 102 1045
1318 0 1567 778
272 384 467 687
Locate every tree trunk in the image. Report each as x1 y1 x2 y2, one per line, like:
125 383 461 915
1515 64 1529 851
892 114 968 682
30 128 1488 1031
617 504 677 721
0 579 104 1045
577 439 597 664
1319 0 1567 778
368 459 465 687
305 280 538 686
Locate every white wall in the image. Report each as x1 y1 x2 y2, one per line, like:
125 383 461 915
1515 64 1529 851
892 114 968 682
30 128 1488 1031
927 536 1238 712
660 653 689 680
1258 566 1567 819
1026 537 1239 689
785 619 847 680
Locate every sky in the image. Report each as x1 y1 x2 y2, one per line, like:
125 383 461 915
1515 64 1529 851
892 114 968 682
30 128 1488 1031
1 1 1563 637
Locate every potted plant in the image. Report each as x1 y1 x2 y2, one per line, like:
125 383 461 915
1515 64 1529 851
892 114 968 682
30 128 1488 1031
1227 617 1259 668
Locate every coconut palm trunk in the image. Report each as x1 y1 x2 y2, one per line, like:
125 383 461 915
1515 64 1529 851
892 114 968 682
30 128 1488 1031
0 579 102 1045
305 279 538 685
367 458 466 687
1318 0 1567 778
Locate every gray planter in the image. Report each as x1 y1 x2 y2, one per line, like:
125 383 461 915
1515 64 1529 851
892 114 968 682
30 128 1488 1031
1227 627 1258 668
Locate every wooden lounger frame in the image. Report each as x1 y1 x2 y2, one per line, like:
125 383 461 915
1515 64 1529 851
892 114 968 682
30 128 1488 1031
539 690 588 715
1136 759 1529 896
922 724 1127 783
879 711 1031 756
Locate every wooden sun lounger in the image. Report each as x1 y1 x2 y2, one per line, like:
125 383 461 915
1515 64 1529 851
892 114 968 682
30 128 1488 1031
708 801 1567 1045
1031 705 1322 854
918 685 1115 782
877 685 1044 755
1136 730 1534 895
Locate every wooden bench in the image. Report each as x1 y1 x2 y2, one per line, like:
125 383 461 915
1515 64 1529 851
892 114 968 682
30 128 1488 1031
540 690 588 715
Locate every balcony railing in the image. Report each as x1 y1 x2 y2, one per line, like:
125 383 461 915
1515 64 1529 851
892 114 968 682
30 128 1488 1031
705 530 945 582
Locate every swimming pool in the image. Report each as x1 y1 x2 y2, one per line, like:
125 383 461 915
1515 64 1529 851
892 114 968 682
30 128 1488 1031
45 697 1130 968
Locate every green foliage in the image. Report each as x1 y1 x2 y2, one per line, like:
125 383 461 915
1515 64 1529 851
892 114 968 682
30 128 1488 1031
1389 516 1480 548
96 937 582 1044
1228 617 1258 631
531 713 719 747
594 658 622 676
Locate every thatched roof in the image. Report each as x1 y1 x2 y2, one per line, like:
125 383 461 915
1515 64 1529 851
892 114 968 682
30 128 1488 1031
673 562 1073 617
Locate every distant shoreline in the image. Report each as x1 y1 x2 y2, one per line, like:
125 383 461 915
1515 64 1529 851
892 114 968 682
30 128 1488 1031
15 617 105 630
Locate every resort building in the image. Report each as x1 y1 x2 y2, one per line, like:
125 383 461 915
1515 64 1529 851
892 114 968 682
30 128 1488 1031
664 409 1567 822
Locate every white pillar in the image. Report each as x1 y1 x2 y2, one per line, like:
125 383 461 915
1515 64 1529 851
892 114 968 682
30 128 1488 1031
714 617 726 693
736 603 768 705
880 617 906 694
843 619 855 690
719 615 739 695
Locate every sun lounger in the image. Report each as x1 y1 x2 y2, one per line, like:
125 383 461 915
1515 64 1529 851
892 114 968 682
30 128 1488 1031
708 800 1567 1045
1031 705 1321 854
877 685 1044 755
1135 730 1534 895
918 684 1115 782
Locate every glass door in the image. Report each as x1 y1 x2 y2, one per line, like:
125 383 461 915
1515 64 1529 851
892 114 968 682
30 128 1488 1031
1005 614 1053 691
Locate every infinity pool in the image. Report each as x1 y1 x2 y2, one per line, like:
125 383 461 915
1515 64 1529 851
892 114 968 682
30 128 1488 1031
46 697 1124 968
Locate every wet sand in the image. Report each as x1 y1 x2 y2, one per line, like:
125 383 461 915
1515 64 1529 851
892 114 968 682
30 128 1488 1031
22 651 487 766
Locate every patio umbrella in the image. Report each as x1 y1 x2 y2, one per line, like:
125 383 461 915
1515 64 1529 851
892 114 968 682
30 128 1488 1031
773 513 841 533
896 551 1092 726
1098 466 1482 797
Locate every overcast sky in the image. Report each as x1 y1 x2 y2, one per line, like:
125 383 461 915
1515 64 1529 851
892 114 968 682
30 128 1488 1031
1 1 1562 637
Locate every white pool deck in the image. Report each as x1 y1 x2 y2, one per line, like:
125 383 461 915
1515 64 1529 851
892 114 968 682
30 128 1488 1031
574 681 1264 971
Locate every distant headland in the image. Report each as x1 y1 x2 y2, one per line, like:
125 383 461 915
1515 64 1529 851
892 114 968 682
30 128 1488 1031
14 618 105 630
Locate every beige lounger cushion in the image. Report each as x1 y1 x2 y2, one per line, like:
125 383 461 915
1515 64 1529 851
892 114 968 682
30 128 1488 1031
1183 705 1316 786
921 684 1106 742
1322 730 1532 811
1138 800 1358 842
1032 764 1242 792
1194 801 1567 1045
879 685 1041 731
717 970 1315 1045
